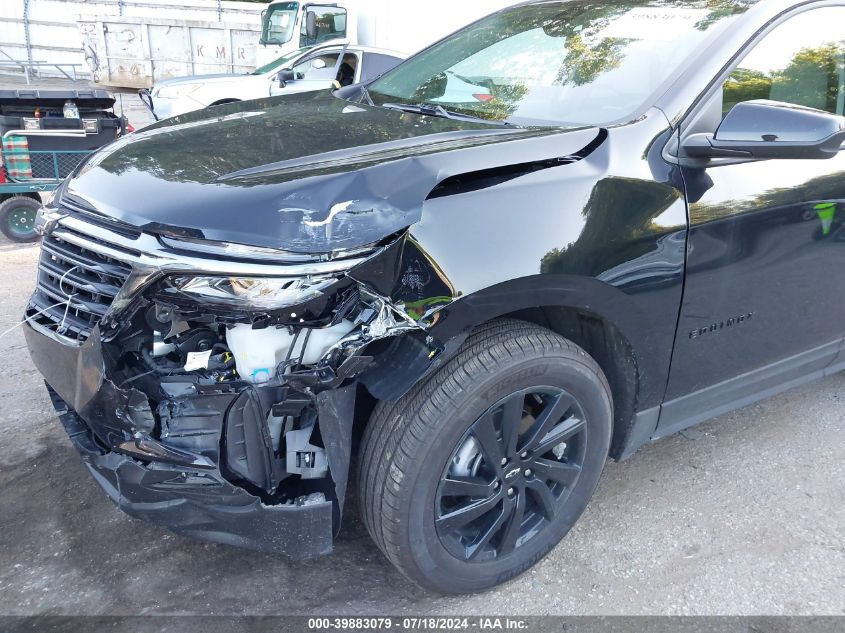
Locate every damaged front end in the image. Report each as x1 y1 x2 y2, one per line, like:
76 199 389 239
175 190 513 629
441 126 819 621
24 212 455 557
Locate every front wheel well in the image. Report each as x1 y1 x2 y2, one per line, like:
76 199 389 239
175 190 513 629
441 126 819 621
351 306 640 461
0 192 41 204
209 98 241 107
500 306 639 461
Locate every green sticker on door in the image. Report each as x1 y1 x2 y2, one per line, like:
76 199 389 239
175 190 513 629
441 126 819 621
815 202 837 236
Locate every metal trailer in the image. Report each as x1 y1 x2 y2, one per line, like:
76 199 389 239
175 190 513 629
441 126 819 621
0 131 94 242
0 89 128 242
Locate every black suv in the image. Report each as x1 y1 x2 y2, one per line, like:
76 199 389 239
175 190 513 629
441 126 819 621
25 0 845 594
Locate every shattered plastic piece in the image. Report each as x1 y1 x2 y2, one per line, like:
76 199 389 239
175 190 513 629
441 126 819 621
297 493 327 507
318 288 424 365
116 436 215 469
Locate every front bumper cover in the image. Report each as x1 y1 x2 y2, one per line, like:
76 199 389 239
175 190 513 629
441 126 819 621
25 320 336 558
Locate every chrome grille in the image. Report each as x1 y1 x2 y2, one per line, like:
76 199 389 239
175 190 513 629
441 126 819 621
27 232 132 342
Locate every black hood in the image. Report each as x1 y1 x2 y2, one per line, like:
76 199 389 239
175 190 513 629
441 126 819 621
67 91 602 253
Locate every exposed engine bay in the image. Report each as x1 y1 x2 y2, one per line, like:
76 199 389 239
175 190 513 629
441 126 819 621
123 276 429 501
24 210 461 554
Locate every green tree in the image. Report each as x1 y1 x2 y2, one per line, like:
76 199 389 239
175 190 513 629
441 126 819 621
722 40 845 115
557 34 631 87
723 68 772 114
772 43 845 113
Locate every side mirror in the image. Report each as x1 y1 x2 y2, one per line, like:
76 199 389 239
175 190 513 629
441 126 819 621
683 100 845 160
277 69 296 87
306 11 318 41
310 59 327 70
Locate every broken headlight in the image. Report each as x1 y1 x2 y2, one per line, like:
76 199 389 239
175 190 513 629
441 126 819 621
164 275 340 311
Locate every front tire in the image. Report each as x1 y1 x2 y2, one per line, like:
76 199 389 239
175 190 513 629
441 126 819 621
358 320 612 594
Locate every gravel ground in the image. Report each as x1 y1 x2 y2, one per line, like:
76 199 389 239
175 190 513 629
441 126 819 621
0 238 843 616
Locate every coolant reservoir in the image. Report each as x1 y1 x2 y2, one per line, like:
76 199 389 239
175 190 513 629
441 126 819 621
227 325 295 384
227 321 356 384
300 321 356 365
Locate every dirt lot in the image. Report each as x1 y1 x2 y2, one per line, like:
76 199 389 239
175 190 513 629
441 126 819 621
0 236 843 616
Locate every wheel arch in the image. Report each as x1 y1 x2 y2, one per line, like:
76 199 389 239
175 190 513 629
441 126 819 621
0 192 41 203
393 274 659 460
209 98 241 107
497 305 638 461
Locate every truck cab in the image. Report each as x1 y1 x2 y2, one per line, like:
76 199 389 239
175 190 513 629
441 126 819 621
258 2 354 66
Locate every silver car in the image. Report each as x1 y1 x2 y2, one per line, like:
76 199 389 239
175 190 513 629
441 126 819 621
139 42 405 120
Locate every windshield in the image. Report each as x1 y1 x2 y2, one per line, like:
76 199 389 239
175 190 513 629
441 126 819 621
252 47 312 75
369 0 756 126
261 2 298 46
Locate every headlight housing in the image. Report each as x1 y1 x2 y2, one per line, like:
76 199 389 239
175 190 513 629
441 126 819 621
163 275 340 311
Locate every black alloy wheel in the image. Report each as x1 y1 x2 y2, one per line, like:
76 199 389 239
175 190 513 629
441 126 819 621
435 387 587 562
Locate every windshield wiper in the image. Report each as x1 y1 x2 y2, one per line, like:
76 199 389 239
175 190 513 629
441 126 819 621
382 102 510 126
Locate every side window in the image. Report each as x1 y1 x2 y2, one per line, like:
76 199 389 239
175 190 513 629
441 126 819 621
292 52 340 80
337 53 360 87
723 7 845 117
361 53 403 83
300 6 348 47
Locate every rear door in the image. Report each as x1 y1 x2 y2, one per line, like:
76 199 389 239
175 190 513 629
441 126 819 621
661 5 845 432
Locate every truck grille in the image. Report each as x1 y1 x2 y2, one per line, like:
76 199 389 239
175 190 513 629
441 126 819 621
26 232 133 342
